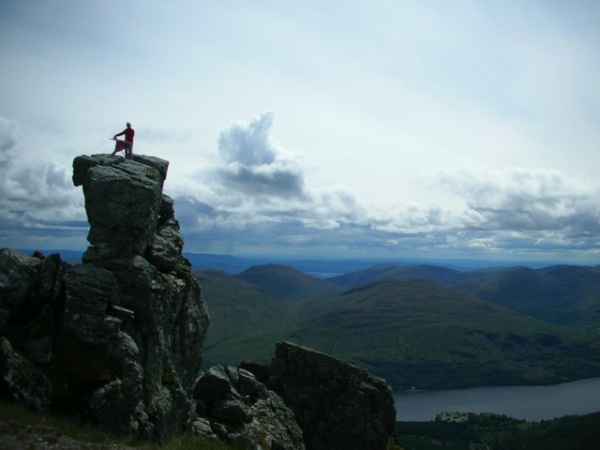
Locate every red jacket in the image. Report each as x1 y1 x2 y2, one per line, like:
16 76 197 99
116 127 135 143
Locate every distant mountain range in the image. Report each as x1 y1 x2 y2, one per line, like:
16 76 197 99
197 262 600 390
326 262 600 332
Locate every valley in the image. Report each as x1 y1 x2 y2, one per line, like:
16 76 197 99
196 261 600 390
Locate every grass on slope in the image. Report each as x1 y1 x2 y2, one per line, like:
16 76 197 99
0 401 239 450
455 265 600 331
234 264 342 302
288 278 600 388
204 276 600 389
196 270 301 367
326 263 479 288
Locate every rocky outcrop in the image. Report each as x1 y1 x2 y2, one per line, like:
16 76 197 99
267 342 397 450
1 155 210 440
192 365 305 450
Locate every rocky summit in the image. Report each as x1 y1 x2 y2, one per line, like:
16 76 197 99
0 154 397 449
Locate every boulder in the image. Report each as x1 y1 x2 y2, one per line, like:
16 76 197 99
193 365 305 450
0 337 52 414
268 341 397 450
74 156 165 260
0 249 42 315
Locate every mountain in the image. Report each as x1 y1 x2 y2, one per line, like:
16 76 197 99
184 252 253 273
183 253 390 275
455 265 600 330
327 262 600 331
199 268 600 390
290 277 600 389
199 265 343 366
234 264 343 302
326 263 488 288
196 270 295 366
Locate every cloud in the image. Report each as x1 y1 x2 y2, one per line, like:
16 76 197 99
2 107 599 264
168 115 600 263
439 167 600 236
0 116 20 167
215 111 305 198
0 115 87 250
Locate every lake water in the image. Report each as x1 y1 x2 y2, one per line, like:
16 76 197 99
394 377 600 422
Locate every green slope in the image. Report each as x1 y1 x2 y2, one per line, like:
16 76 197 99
196 270 297 367
326 263 481 288
201 272 600 389
328 262 600 332
455 265 600 331
288 278 600 389
234 264 342 302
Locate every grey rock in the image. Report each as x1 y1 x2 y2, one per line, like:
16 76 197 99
190 418 214 437
268 341 397 450
72 154 118 187
147 221 185 272
212 398 251 423
241 359 270 384
193 366 233 408
193 365 305 450
1 154 210 441
159 194 175 223
82 163 164 259
109 305 135 322
63 264 119 344
37 253 66 305
131 154 170 181
67 155 210 439
0 248 42 315
0 337 52 414
24 335 54 364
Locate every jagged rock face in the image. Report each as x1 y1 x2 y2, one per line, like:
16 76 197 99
192 365 305 450
0 155 210 440
268 341 397 450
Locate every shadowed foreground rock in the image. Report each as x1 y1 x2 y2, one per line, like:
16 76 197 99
1 155 209 439
192 365 305 449
267 341 397 450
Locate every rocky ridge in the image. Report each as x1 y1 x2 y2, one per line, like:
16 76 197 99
0 154 397 450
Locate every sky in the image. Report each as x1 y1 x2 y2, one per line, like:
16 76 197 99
1 0 600 266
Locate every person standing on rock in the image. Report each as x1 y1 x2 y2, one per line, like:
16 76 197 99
111 122 135 160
